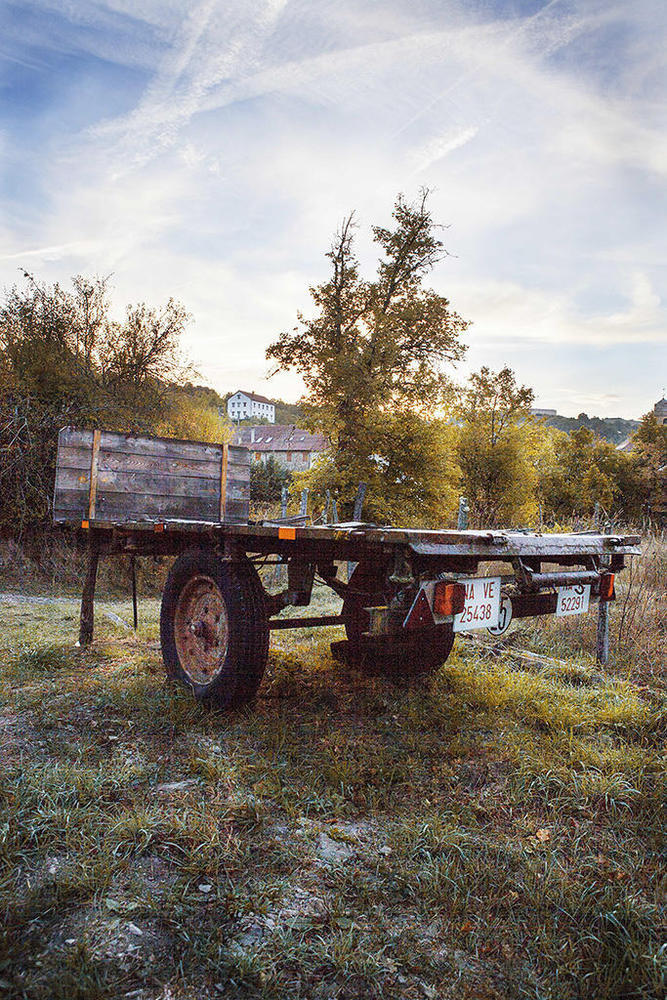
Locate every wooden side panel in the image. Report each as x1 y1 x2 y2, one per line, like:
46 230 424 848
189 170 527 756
53 427 250 526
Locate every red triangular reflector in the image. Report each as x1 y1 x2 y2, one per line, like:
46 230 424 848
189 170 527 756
404 588 435 629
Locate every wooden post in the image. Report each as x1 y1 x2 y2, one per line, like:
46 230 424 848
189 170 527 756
596 592 609 665
457 497 469 530
347 483 367 581
595 503 609 665
219 443 229 522
281 487 288 519
130 555 138 630
353 482 367 521
78 531 100 647
299 489 309 517
331 498 338 524
324 490 331 524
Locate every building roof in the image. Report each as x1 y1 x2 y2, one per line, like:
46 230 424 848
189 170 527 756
230 390 274 405
232 424 328 452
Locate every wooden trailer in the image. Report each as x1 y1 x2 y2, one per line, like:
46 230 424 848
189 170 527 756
54 427 641 708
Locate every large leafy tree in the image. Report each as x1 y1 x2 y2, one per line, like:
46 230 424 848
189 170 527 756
267 192 469 521
630 412 667 522
0 272 192 533
456 366 538 526
537 425 645 524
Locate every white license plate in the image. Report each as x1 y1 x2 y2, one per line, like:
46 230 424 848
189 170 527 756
453 577 501 633
556 584 591 616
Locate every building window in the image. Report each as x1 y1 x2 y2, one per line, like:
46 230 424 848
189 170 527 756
286 452 291 462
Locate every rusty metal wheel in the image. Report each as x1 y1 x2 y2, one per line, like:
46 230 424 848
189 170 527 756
341 562 454 677
173 575 229 685
160 549 268 708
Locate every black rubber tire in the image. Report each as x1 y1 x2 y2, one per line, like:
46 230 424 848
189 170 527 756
342 562 455 677
160 549 268 708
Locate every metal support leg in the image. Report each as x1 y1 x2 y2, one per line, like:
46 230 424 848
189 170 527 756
78 532 100 647
596 597 609 665
131 555 138 630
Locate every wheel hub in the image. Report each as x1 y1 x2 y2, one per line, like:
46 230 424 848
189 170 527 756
174 575 229 684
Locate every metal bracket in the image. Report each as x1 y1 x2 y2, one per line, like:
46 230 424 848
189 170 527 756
287 560 316 606
389 547 415 587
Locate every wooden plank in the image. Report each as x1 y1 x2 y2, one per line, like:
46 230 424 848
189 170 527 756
219 443 228 521
57 445 223 478
59 427 224 462
55 467 221 499
224 499 250 523
91 494 219 522
228 446 250 464
87 430 101 519
55 468 248 503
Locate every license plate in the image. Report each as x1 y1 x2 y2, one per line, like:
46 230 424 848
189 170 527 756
556 584 591 616
453 577 501 632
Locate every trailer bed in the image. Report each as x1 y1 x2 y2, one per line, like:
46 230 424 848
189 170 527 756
53 426 641 708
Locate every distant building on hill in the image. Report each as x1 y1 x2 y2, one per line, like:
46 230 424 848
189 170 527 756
530 407 558 417
233 424 328 471
227 391 275 423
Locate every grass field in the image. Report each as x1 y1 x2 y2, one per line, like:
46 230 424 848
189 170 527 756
0 568 664 999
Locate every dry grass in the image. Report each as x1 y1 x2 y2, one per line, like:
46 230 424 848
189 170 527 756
0 568 664 1000
511 532 666 691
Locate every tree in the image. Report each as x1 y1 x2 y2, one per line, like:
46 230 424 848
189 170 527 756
250 456 292 503
628 412 667 521
456 366 538 526
266 192 469 520
0 272 191 533
537 425 644 524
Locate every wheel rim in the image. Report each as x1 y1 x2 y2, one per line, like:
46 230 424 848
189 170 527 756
174 575 229 684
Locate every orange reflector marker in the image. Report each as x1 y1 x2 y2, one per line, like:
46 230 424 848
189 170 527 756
599 572 615 602
433 581 467 617
154 523 165 533
278 527 296 540
81 520 89 530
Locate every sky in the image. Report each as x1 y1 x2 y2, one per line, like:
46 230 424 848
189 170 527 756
1 0 665 418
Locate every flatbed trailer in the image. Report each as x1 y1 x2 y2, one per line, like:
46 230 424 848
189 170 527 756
53 427 641 707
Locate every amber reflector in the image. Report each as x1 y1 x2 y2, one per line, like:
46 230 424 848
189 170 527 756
434 582 466 616
599 572 615 602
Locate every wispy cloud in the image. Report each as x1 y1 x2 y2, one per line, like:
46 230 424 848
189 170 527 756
0 0 665 416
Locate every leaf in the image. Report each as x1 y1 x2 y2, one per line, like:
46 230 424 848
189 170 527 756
535 828 551 843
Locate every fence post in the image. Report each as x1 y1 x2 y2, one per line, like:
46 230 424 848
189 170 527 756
347 483 367 581
78 531 100 647
353 482 367 521
299 489 309 517
595 503 610 665
281 487 288 519
130 555 138 630
324 489 331 524
596 591 609 665
331 498 338 524
457 497 469 530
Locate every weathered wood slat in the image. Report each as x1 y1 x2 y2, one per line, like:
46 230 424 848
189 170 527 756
56 445 223 478
223 499 250 522
59 428 225 462
56 467 220 499
55 469 250 504
87 429 101 519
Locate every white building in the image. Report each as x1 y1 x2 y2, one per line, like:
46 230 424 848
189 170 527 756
227 391 275 423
